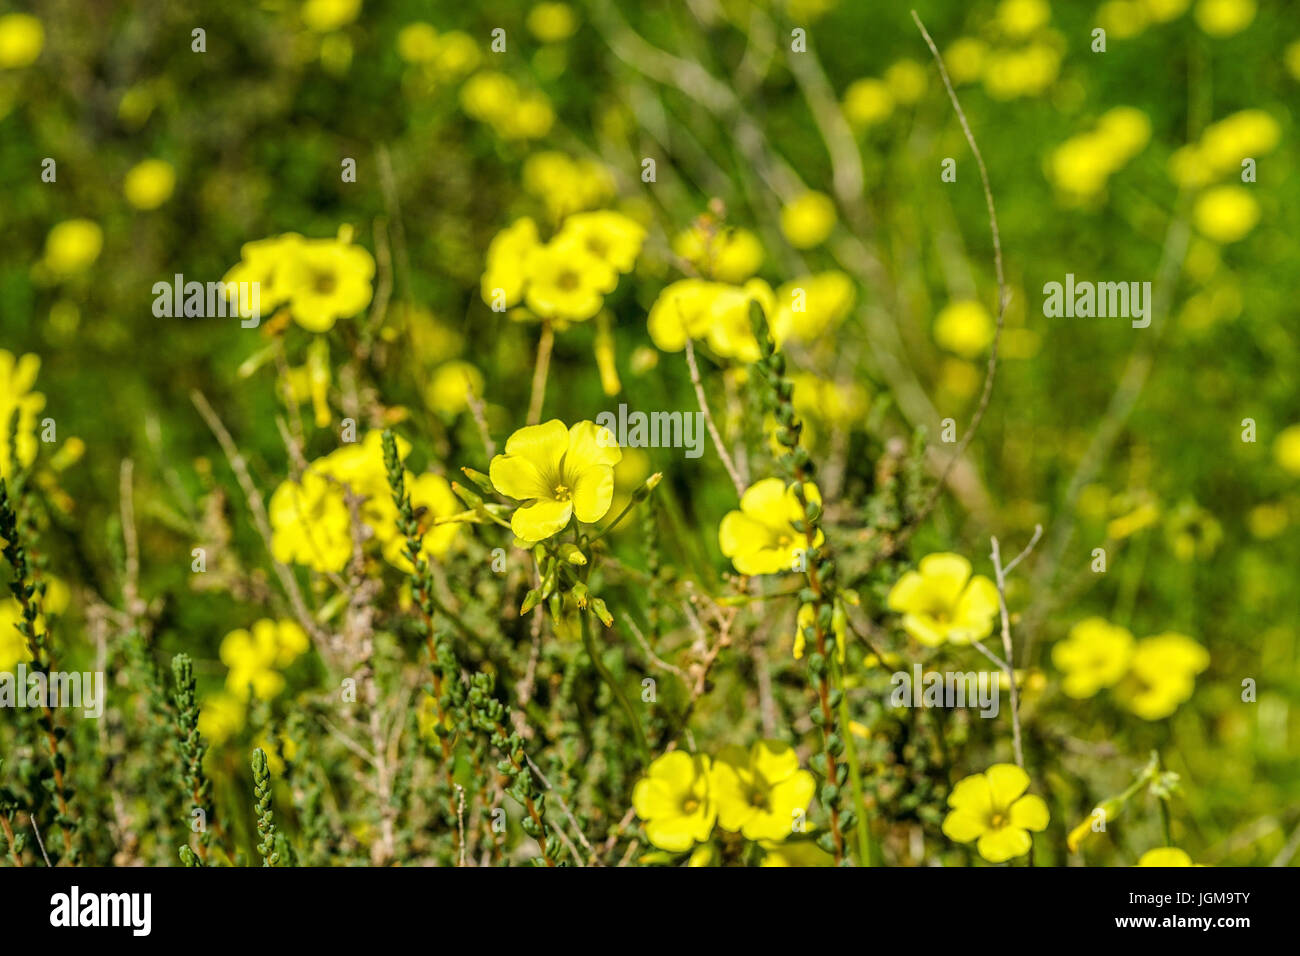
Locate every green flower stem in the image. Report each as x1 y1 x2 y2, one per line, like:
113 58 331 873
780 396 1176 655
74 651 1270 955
835 664 874 866
581 611 649 763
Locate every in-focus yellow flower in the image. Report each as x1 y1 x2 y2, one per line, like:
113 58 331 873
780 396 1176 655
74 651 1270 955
942 763 1049 863
0 13 43 69
197 692 246 746
632 751 715 852
933 300 995 358
997 0 1051 38
1193 0 1254 37
884 60 927 104
43 219 103 276
301 0 362 33
282 238 376 332
711 740 816 842
1275 424 1300 475
1193 185 1259 243
221 619 308 701
269 469 353 572
0 350 45 480
554 210 645 273
1115 632 1209 720
719 478 823 576
123 159 176 210
1136 847 1197 866
1052 617 1135 698
843 77 894 128
490 419 621 542
672 223 764 283
527 2 577 43
886 553 998 647
779 191 836 249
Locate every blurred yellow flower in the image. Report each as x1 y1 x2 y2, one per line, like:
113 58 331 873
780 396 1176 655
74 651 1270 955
944 38 988 85
527 2 577 42
489 419 621 541
1052 617 1135 698
0 13 43 69
124 159 176 210
480 217 540 309
523 237 617 322
1048 107 1150 200
1287 40 1300 82
997 0 1051 38
1193 185 1259 243
779 191 836 249
397 23 438 63
1274 424 1300 475
983 41 1061 100
1193 0 1254 36
1136 847 1197 866
672 223 764 282
1115 632 1209 720
425 360 484 416
792 600 846 662
933 300 995 358
887 553 998 647
282 237 376 332
301 0 361 33
773 271 855 345
711 740 816 842
843 77 894 127
761 840 835 866
632 751 715 852
719 478 823 576
221 619 309 701
197 692 246 746
43 219 103 276
0 579 67 671
269 469 353 573
942 764 1049 863
0 350 45 480
1097 1 1150 40
554 210 645 273
883 60 927 104
522 151 613 221
460 71 553 141
1143 0 1191 20
382 472 462 570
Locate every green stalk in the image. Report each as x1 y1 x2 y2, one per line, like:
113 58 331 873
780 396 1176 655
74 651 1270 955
581 611 649 762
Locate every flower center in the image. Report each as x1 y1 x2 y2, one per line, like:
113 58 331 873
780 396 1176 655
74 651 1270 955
990 812 1007 829
556 269 579 291
553 483 572 502
312 270 337 294
682 797 699 814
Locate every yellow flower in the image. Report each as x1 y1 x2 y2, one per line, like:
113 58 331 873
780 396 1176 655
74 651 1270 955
632 751 715 852
461 71 554 140
792 601 846 662
431 31 479 79
1144 0 1191 20
43 219 103 276
0 13 43 69
527 2 577 43
703 280 771 362
282 238 375 332
672 224 764 283
1136 847 1197 866
1275 424 1300 475
1193 0 1254 36
843 78 894 128
779 191 836 249
1115 632 1209 720
0 579 67 672
1097 1 1149 39
647 279 720 351
197 692 246 746
480 217 540 309
944 38 988 85
123 159 175 210
396 23 438 62
942 763 1049 863
1048 107 1150 201
382 471 462 570
761 840 835 866
221 619 308 701
0 350 45 480
522 151 614 221
883 60 927 105
710 740 816 842
719 478 823 576
269 469 353 573
554 210 645 274
997 0 1051 38
1199 109 1279 172
982 42 1061 100
773 271 855 345
301 0 362 33
1193 185 1259 243
1051 617 1135 698
523 237 617 322
886 553 999 647
222 234 303 317
933 299 995 358
425 360 484 416
489 419 621 542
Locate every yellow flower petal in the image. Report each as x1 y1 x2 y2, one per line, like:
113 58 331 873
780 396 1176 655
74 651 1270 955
977 825 1032 863
985 763 1030 809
